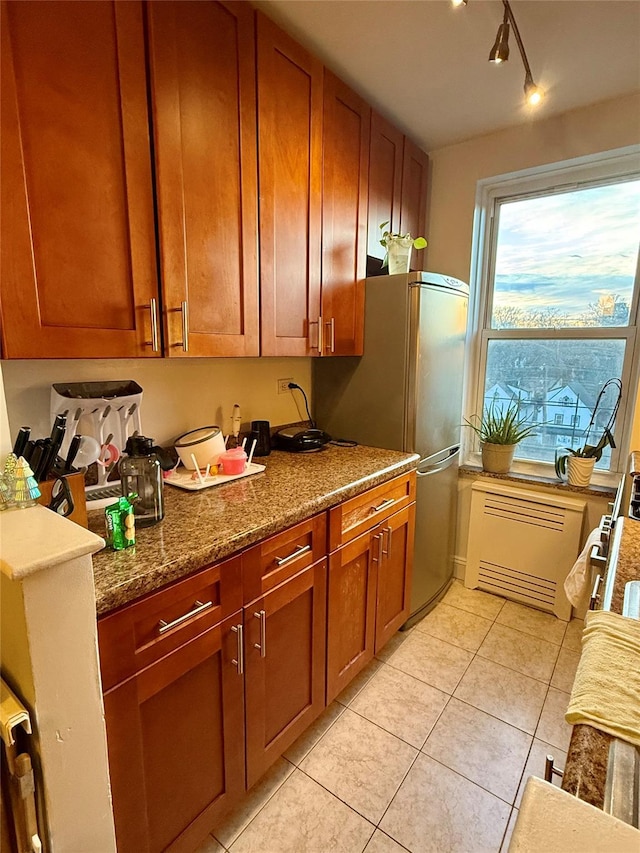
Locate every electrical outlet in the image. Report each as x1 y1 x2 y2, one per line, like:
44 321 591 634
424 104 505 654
277 377 294 395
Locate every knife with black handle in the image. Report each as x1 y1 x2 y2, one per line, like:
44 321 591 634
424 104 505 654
39 421 67 482
12 426 31 458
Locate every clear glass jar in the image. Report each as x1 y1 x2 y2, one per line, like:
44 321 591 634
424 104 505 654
119 436 164 527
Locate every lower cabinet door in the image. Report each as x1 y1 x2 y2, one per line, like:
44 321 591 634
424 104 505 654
375 503 415 652
244 559 327 788
326 527 379 703
103 612 245 853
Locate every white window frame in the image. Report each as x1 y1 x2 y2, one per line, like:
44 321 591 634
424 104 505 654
464 146 640 486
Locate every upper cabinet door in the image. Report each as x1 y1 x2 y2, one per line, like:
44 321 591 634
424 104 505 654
147 1 259 358
321 72 370 357
0 0 158 359
367 112 404 262
257 13 323 357
399 138 429 270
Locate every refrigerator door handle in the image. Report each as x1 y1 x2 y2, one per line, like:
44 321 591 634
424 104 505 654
416 444 460 477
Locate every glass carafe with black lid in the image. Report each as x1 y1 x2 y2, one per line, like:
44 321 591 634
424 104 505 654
120 435 164 526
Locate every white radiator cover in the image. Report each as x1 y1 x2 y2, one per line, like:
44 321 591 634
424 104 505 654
465 481 587 620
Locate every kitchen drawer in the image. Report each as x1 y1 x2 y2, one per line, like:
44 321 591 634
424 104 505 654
98 555 243 691
242 513 327 603
328 472 415 551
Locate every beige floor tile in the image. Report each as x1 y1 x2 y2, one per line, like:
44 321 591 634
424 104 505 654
229 769 374 853
496 601 567 645
414 601 493 652
550 647 581 693
477 622 560 683
515 738 567 808
500 808 518 853
375 627 414 662
336 658 384 706
212 757 294 848
535 687 572 751
194 835 225 853
423 697 532 804
453 657 547 734
443 580 506 621
380 754 510 853
562 618 585 652
351 663 449 747
386 631 473 694
300 708 417 823
284 701 345 765
364 830 408 853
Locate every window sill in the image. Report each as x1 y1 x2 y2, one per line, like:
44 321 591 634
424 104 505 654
458 463 617 499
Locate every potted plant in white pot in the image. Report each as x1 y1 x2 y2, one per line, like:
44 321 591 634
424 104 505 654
379 222 427 274
464 401 540 474
555 378 622 487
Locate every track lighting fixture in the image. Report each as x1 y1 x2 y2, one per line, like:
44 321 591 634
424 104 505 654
452 0 544 106
488 5 510 63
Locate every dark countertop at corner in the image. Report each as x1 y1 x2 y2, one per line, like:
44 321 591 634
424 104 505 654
89 445 419 617
561 515 640 807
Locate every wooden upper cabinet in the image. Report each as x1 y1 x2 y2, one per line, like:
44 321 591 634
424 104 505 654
147 0 259 358
321 72 370 357
399 137 429 270
367 112 404 262
257 12 323 357
0 0 158 359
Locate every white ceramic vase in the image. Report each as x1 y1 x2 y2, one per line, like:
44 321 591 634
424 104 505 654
566 455 596 487
481 443 516 474
386 238 412 274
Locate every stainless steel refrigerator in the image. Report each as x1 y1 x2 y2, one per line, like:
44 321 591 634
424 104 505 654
313 271 469 626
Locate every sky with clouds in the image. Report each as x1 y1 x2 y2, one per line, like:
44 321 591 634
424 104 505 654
493 179 639 319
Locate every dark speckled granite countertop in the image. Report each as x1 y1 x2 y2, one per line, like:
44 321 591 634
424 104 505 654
561 514 640 807
89 445 419 617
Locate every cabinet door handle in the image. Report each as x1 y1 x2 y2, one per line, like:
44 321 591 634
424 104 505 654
590 574 603 610
372 533 382 564
325 317 335 353
149 297 159 352
309 316 323 353
382 526 392 559
181 300 189 352
254 609 267 658
274 543 311 567
158 599 212 634
371 497 395 514
231 623 244 674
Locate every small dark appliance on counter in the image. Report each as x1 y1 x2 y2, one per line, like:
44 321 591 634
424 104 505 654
274 427 331 453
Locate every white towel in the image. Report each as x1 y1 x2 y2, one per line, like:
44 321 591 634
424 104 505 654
564 528 602 610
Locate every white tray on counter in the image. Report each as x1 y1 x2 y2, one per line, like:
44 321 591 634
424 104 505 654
164 462 266 491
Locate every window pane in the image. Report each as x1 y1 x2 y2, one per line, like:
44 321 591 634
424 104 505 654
484 338 625 468
492 181 640 329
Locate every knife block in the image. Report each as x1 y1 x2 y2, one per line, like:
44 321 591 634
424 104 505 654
37 472 88 528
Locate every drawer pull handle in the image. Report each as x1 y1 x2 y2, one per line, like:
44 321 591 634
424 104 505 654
371 497 395 514
382 526 392 559
158 599 212 634
231 623 244 674
254 609 267 658
274 543 311 567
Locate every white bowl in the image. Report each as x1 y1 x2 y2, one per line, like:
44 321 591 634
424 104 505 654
175 426 226 470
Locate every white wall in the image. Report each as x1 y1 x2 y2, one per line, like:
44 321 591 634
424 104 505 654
425 92 640 566
2 357 313 447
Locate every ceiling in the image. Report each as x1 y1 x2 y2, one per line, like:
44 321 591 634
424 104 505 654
254 0 640 151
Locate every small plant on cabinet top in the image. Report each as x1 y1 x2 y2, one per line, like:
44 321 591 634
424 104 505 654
379 221 427 268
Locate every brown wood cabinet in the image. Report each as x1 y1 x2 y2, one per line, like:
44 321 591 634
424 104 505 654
320 72 370 357
98 474 415 851
367 112 404 262
103 612 245 853
326 473 416 703
244 559 327 787
399 137 429 269
257 12 323 357
147 0 259 357
0 0 159 359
